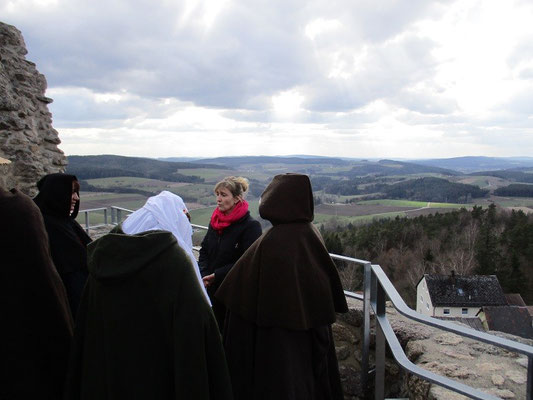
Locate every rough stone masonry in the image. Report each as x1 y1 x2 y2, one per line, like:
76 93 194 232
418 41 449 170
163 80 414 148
0 21 66 195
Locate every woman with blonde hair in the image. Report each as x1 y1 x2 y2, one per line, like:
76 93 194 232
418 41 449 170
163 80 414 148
199 176 262 331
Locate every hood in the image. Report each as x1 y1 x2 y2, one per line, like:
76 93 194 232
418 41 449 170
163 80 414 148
34 173 80 218
259 173 314 224
88 228 176 283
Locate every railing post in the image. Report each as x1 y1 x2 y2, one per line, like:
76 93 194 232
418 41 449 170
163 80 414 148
362 262 371 396
84 211 90 234
526 356 533 400
375 279 386 400
104 208 108 225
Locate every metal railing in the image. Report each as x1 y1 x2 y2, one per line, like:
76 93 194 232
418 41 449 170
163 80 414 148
79 206 134 233
78 212 533 400
334 256 533 400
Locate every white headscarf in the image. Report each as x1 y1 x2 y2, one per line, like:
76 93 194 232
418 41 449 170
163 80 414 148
122 191 210 305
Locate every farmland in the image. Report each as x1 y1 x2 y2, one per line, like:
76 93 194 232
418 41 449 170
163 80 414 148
72 155 533 233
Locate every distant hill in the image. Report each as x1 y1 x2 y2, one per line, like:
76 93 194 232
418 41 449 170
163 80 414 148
67 155 226 182
190 155 350 167
157 157 203 162
466 169 533 183
415 156 533 172
340 159 460 177
494 184 533 197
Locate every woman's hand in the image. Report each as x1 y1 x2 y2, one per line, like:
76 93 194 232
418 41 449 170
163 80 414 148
202 273 215 288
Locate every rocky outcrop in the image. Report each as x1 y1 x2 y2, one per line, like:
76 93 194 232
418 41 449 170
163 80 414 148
0 21 66 195
334 298 531 399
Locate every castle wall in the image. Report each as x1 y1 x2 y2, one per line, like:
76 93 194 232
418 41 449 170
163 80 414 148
0 22 67 196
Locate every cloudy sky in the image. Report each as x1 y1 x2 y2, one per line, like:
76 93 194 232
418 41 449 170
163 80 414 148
2 0 533 159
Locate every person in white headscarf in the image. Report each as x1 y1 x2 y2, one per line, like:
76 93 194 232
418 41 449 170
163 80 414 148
64 191 232 399
122 191 210 304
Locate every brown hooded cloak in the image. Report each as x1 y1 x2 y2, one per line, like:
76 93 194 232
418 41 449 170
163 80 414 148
216 173 348 400
0 188 73 400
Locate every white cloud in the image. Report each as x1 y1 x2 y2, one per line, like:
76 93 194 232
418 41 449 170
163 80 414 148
1 0 532 158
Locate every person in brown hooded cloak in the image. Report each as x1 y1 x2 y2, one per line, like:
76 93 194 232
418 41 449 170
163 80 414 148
0 188 73 400
216 173 348 400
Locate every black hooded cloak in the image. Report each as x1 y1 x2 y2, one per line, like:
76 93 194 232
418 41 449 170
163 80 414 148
216 173 348 400
0 188 73 400
34 173 92 317
64 227 233 400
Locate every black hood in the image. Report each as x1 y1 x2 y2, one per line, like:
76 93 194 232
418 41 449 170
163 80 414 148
34 173 80 218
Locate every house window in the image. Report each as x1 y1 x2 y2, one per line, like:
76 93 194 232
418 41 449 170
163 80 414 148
443 309 450 315
462 308 468 315
426 303 429 310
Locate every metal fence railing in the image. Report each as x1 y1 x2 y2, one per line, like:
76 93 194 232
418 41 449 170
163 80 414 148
338 258 533 400
78 211 533 400
79 206 134 233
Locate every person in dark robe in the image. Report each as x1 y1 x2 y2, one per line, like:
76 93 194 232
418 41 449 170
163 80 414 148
199 176 262 331
0 187 73 400
64 212 233 399
216 173 348 400
34 173 92 318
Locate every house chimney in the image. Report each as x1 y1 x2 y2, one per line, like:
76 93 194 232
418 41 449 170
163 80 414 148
450 270 456 286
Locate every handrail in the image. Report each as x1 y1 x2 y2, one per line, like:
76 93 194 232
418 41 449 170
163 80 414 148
79 206 134 233
367 261 533 400
371 263 533 357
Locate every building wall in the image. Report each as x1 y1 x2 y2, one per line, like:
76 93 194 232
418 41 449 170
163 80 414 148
433 306 480 317
416 277 435 316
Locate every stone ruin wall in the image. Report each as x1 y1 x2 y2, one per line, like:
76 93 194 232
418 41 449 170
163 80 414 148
334 298 531 399
0 22 67 196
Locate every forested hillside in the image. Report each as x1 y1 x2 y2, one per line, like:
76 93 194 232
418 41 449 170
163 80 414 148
494 184 533 197
67 155 223 182
469 170 533 183
312 176 488 202
321 204 532 306
381 177 488 203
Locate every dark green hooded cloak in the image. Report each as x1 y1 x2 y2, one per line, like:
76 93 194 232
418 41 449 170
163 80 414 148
65 228 233 400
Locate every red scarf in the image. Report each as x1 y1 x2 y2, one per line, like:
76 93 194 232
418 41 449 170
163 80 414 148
210 200 249 234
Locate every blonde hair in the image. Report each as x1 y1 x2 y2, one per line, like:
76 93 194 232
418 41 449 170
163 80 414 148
214 176 249 200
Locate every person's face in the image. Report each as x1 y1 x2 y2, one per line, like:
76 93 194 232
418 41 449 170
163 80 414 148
216 187 239 214
70 183 80 215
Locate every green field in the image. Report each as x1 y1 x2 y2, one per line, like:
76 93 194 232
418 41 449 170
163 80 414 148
313 211 408 225
176 168 235 182
356 199 466 208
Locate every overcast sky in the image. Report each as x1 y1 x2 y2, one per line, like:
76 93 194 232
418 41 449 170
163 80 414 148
2 0 533 159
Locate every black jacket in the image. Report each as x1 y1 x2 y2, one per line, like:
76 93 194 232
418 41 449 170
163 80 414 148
199 211 262 289
199 211 261 330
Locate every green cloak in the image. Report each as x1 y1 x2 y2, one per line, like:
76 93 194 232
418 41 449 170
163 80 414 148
65 228 233 400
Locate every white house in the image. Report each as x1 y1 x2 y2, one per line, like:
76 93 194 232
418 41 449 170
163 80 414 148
416 272 507 318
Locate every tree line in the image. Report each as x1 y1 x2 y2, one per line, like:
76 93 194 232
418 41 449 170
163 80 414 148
320 204 532 306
